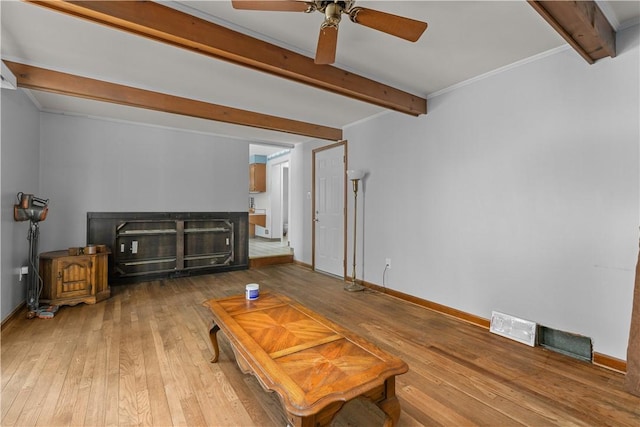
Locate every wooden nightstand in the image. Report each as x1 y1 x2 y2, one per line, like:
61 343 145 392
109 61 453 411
39 249 110 307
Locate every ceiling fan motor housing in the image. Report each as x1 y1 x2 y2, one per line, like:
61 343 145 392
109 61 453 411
323 3 342 27
313 1 354 15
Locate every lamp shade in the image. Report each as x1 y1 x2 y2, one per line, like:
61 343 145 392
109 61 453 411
346 169 365 180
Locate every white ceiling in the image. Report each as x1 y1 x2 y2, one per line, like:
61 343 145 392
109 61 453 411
2 1 639 147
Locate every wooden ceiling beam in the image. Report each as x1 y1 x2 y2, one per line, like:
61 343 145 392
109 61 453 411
528 0 616 64
5 61 343 141
26 0 427 116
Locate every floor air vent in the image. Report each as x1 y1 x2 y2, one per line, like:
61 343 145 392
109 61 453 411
538 326 592 362
490 311 537 347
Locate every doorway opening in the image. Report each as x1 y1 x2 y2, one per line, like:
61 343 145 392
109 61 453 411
248 144 293 263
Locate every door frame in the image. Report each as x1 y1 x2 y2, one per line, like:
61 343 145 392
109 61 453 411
312 140 347 279
270 159 290 243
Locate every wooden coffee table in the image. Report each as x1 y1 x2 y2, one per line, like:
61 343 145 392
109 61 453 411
203 292 409 427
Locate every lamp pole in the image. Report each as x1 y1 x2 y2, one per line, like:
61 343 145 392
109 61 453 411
345 171 365 292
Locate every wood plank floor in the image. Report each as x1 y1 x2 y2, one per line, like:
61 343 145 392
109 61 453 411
2 264 639 426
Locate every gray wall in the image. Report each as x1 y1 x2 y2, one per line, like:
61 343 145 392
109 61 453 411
1 109 249 321
341 25 640 359
289 138 329 266
38 114 249 252
1 88 41 319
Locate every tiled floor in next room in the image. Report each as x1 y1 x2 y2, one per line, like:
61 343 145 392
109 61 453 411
248 237 293 258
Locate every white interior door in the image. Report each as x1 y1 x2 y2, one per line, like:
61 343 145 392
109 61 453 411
313 144 345 277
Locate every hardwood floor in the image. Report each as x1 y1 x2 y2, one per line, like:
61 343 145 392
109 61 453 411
2 264 639 426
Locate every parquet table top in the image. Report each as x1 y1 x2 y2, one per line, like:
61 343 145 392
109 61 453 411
204 292 408 426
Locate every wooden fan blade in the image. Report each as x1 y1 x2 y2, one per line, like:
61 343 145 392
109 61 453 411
231 0 309 12
315 24 338 65
349 7 427 42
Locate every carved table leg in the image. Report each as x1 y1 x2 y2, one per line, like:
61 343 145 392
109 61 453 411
287 413 317 427
209 322 221 363
377 377 401 427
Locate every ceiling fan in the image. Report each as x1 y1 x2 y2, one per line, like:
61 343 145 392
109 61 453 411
231 1 428 65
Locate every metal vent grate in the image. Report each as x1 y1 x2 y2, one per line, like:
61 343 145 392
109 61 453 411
538 326 592 362
490 311 537 347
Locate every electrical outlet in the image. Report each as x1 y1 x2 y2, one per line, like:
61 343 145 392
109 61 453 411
385 258 391 269
18 266 29 282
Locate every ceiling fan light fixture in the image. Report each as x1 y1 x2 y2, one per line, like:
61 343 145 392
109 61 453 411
324 2 342 24
320 19 339 30
314 1 353 13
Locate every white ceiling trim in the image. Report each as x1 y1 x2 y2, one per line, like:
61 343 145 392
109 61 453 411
595 0 621 30
37 107 297 148
343 109 394 131
619 16 640 30
22 89 44 111
426 45 571 100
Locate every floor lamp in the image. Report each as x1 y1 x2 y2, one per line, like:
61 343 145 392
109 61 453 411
13 192 49 318
345 169 365 292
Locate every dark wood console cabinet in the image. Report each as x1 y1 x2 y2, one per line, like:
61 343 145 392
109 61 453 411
87 212 248 283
